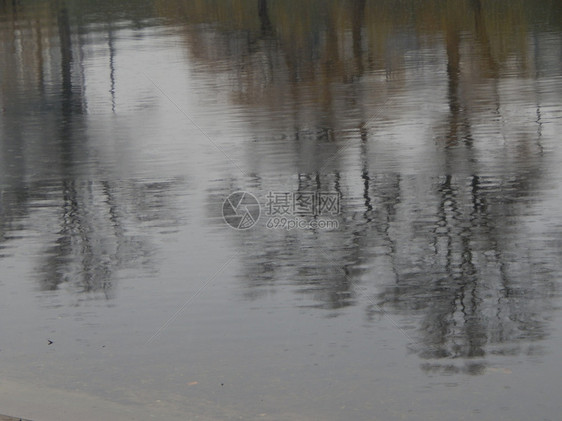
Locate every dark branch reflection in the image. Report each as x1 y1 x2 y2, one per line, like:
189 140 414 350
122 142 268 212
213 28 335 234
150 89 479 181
37 179 184 297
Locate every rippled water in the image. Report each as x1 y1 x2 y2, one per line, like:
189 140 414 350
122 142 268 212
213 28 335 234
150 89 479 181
1 1 562 420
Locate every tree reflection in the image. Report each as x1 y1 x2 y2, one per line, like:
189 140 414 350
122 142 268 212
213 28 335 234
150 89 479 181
0 1 185 299
192 0 562 371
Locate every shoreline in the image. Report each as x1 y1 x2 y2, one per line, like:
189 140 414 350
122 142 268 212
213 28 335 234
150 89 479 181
0 416 31 421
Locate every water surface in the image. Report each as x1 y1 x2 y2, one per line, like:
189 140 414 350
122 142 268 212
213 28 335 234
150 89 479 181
1 1 562 420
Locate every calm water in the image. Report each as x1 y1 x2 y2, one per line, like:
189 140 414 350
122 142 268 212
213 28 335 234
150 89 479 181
1 1 562 420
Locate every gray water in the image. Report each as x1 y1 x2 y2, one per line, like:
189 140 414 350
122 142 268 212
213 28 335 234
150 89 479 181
1 1 562 420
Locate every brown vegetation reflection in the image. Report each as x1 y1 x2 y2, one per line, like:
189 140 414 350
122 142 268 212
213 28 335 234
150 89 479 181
191 0 562 371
